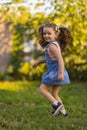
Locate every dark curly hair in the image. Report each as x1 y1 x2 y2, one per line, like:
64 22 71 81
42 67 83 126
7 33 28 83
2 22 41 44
38 23 71 50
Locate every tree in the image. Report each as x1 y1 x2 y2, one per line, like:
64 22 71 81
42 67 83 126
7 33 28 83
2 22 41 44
0 12 12 79
0 0 87 80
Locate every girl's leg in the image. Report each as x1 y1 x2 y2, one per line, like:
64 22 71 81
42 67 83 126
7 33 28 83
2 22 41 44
51 85 67 116
51 85 63 104
39 84 57 103
39 84 63 116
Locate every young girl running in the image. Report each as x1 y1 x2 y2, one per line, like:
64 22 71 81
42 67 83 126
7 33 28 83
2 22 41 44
33 23 71 117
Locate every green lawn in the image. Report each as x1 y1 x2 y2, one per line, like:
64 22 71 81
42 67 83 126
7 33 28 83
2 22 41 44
0 81 87 130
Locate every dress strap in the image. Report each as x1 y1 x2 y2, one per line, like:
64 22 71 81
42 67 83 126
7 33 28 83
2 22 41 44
46 41 61 60
46 43 50 48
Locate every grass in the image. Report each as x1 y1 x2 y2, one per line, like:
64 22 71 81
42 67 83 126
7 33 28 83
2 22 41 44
0 81 87 130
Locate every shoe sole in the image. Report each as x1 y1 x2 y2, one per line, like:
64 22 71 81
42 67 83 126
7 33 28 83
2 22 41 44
63 113 68 116
52 104 63 117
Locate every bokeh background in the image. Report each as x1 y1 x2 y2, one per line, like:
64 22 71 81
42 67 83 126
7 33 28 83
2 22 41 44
0 0 87 81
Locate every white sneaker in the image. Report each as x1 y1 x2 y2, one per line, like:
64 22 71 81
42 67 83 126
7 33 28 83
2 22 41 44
60 109 68 116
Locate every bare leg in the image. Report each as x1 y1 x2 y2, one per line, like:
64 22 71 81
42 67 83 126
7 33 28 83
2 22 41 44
39 84 57 104
51 85 65 109
40 84 65 116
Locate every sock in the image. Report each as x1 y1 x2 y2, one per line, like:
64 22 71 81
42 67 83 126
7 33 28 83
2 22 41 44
60 109 67 115
52 101 58 106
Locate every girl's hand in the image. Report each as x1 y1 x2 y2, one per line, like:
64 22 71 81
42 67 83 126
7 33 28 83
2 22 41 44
32 58 46 68
58 73 64 81
32 63 38 68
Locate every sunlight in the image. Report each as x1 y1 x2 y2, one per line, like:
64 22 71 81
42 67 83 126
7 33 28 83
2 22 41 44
0 81 27 92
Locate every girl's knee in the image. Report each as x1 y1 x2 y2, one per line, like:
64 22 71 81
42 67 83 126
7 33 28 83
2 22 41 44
39 84 48 94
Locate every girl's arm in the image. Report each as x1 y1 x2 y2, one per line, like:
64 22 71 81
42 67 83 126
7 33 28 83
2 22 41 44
32 58 46 68
49 44 64 81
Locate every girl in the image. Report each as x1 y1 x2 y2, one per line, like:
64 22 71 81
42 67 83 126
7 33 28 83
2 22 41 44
33 23 71 117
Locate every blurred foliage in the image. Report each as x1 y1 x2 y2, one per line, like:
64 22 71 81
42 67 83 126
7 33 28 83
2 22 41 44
0 0 87 80
12 0 24 3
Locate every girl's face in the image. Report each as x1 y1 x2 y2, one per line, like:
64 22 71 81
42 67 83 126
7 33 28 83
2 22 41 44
43 27 58 43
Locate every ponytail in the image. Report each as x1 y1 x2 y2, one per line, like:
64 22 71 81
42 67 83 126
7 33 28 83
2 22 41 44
58 27 71 50
38 25 47 48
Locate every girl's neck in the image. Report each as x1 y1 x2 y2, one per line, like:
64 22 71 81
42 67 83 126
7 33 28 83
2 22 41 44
49 39 56 43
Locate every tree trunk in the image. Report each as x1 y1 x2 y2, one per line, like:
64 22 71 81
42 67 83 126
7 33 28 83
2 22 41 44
0 13 12 73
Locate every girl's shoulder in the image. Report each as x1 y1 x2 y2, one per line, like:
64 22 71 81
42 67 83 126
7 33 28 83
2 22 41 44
46 40 61 53
49 40 60 50
46 40 59 48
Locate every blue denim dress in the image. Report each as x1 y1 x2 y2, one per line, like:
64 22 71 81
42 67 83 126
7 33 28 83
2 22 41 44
42 41 70 85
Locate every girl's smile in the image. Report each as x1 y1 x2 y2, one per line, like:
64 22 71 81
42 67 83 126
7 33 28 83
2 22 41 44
43 27 57 42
